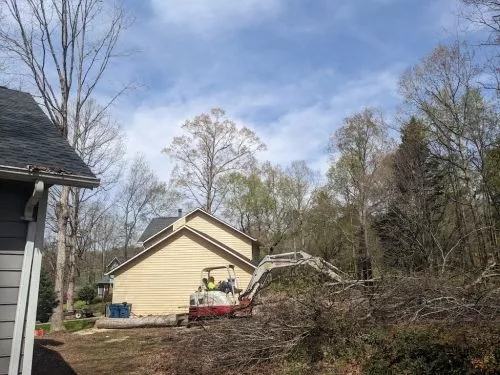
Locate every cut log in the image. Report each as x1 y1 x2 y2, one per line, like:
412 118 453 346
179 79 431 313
95 315 185 329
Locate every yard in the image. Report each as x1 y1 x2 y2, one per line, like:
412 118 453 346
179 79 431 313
32 324 288 375
33 327 193 375
31 320 500 375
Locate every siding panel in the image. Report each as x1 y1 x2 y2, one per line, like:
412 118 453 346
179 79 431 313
0 288 18 304
0 181 32 375
0 253 23 270
0 270 21 287
113 231 253 315
0 306 16 322
172 217 185 231
0 339 12 356
0 323 15 340
0 239 26 251
186 213 253 260
0 222 27 239
0 356 9 375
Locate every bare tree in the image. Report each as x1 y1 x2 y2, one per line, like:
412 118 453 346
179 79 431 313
224 162 299 256
65 100 123 311
304 188 345 265
463 0 500 44
461 1 500 92
164 108 266 214
0 0 126 330
284 160 320 253
328 108 392 280
90 210 120 276
400 43 500 269
117 155 180 260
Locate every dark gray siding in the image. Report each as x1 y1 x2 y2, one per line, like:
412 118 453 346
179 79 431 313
0 181 31 375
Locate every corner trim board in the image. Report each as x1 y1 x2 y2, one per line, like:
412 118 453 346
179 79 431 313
8 181 44 375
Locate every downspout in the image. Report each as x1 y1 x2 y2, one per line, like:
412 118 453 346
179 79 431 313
9 181 45 375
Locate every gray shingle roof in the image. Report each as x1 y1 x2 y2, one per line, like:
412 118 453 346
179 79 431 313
97 274 113 284
0 86 98 186
138 217 179 243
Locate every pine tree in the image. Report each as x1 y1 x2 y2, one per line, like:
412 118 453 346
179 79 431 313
376 118 447 273
37 268 58 323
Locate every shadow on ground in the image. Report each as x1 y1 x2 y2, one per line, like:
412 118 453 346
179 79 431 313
33 340 76 375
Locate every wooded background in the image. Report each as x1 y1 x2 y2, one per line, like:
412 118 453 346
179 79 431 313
0 0 498 332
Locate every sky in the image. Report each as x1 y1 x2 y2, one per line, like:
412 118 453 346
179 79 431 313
94 0 483 181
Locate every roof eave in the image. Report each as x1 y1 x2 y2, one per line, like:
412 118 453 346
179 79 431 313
187 208 259 243
142 207 259 245
0 165 100 188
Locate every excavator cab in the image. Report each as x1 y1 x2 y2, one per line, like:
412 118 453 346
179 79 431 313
188 265 241 321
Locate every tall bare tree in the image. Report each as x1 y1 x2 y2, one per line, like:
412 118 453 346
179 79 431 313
117 155 180 260
400 43 500 270
462 1 500 92
224 162 299 256
65 100 123 311
328 108 392 280
284 160 320 252
0 0 126 330
90 210 120 276
463 0 500 44
164 108 266 214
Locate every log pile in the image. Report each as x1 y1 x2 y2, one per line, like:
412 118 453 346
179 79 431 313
95 315 185 329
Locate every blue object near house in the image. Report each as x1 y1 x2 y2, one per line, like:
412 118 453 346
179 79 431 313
108 304 120 318
108 303 131 318
119 304 130 318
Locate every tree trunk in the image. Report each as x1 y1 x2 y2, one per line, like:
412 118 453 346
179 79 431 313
51 186 70 331
102 245 106 276
66 187 80 312
357 204 373 280
123 236 129 260
66 245 76 312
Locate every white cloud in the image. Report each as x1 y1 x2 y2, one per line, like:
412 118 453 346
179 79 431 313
255 68 400 167
119 67 402 183
150 0 283 34
424 0 476 37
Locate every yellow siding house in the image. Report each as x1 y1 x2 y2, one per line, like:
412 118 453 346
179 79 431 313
109 209 259 316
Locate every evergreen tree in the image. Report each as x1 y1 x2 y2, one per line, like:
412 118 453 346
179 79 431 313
376 118 447 273
37 268 58 323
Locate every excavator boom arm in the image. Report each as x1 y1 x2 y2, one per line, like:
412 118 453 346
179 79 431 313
240 251 345 302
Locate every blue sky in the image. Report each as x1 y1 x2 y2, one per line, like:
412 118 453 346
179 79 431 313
104 0 481 181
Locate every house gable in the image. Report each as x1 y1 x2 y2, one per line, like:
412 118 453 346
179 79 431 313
110 226 255 276
139 209 259 262
185 210 254 260
105 257 121 273
112 228 254 315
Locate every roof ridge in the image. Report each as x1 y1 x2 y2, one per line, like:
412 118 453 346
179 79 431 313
0 85 31 95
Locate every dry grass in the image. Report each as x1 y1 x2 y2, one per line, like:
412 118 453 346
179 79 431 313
33 326 282 375
32 270 499 375
33 327 193 375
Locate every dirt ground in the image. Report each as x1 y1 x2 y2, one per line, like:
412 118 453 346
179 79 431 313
32 327 196 375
